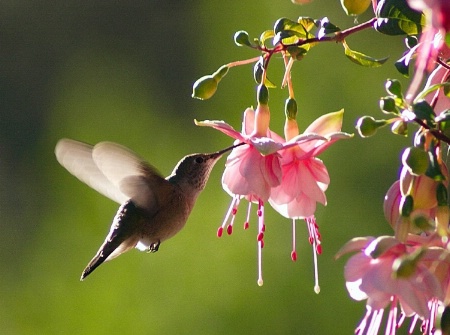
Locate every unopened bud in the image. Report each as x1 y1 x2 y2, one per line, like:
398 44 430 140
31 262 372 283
285 98 297 120
379 97 396 113
356 116 388 137
391 119 408 136
234 30 252 47
392 248 424 278
400 195 414 217
192 65 229 100
257 84 269 105
401 147 429 176
385 79 403 98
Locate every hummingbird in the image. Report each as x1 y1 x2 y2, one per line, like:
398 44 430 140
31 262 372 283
55 138 241 280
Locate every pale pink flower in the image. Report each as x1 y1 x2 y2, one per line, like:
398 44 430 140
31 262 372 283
405 0 450 100
337 235 449 334
196 106 325 285
424 64 450 115
268 110 351 292
269 110 350 219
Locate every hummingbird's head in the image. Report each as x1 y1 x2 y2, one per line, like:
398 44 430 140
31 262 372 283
168 142 245 193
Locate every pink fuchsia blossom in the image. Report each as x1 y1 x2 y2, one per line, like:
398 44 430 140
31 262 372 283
196 105 325 286
383 180 435 237
268 110 351 292
405 0 450 101
269 110 351 219
336 235 449 335
423 64 450 115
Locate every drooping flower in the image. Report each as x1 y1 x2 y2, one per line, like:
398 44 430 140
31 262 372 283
268 108 352 292
336 235 450 335
405 0 450 100
195 86 326 286
269 110 351 219
423 64 450 115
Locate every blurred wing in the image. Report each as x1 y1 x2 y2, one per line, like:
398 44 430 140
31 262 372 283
92 141 175 212
55 139 128 204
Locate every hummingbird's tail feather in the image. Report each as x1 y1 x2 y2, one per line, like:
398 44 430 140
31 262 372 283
80 237 138 280
80 199 142 280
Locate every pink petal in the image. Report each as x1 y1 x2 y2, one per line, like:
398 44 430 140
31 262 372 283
195 119 246 142
242 108 255 135
304 110 344 135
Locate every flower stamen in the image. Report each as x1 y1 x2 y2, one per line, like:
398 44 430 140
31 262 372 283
291 219 297 262
244 201 252 229
257 200 265 287
306 216 321 293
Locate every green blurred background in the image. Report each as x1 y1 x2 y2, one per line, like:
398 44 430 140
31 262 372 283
0 1 413 334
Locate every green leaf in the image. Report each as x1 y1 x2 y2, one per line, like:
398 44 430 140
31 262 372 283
259 30 274 46
297 16 315 33
412 100 435 125
253 60 276 88
286 45 310 60
317 17 341 39
374 0 425 35
343 43 388 67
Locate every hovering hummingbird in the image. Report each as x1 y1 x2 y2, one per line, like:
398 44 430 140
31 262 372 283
55 139 241 280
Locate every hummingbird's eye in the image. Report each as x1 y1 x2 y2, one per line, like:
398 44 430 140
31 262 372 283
195 157 204 164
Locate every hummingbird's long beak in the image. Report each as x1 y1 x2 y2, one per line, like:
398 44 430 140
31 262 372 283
212 142 246 158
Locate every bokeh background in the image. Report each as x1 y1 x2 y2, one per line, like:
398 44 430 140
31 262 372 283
0 1 413 334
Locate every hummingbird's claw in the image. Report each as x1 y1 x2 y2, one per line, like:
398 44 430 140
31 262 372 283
149 240 160 253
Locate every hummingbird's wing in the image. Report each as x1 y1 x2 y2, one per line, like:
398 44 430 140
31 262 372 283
55 139 128 204
92 141 176 214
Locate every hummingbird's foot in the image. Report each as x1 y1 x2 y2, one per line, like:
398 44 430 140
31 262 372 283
149 240 160 253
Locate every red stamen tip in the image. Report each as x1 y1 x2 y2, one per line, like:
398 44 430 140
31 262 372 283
232 208 238 215
316 244 323 255
217 227 223 238
244 222 249 230
308 237 314 245
227 225 233 235
257 232 264 241
260 240 265 248
262 224 266 232
257 210 262 217
291 251 297 261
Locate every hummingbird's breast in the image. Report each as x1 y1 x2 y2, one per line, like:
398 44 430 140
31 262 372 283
137 189 193 249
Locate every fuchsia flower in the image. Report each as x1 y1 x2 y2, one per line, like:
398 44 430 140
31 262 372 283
424 64 450 115
269 110 351 292
196 102 326 285
269 110 350 218
336 235 450 335
196 85 350 287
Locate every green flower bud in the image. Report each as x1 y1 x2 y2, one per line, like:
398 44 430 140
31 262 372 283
385 79 403 98
400 194 414 217
234 30 251 47
401 147 429 176
257 84 269 105
391 119 408 136
392 248 424 279
285 98 297 120
212 65 229 82
192 75 218 100
356 116 388 137
379 97 397 113
436 182 448 206
191 65 229 100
